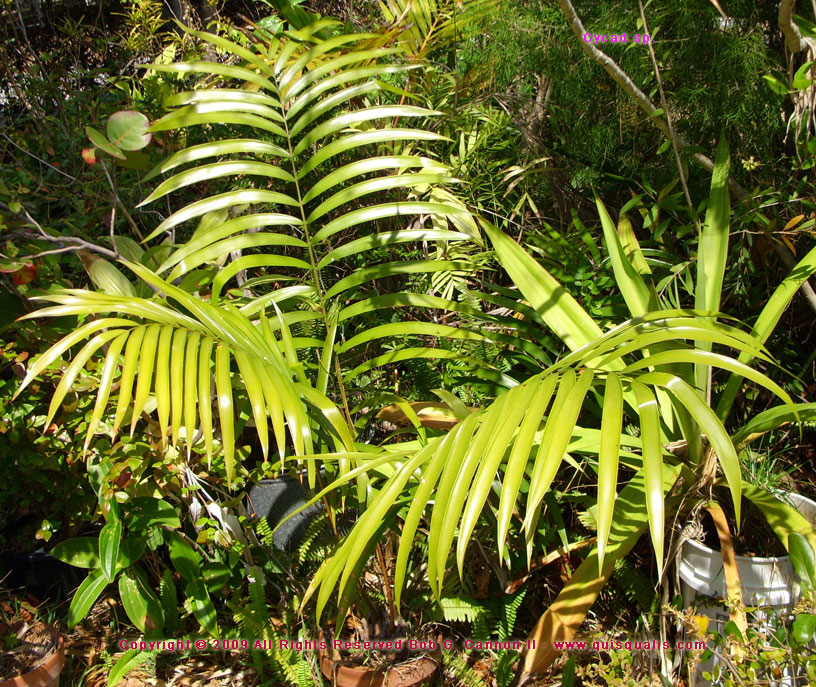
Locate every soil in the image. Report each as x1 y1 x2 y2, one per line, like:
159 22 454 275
0 619 57 680
699 488 789 557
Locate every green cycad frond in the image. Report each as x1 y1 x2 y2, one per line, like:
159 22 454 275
137 23 499 378
17 22 498 485
379 0 500 59
12 265 353 484
301 308 791 622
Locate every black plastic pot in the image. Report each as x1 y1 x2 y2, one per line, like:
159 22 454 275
246 476 323 551
0 549 85 600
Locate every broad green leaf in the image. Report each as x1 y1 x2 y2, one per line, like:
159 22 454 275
127 498 181 530
793 614 816 645
186 578 219 637
86 126 125 159
52 537 100 569
118 565 164 634
202 561 232 595
168 532 201 582
107 111 152 151
99 519 123 582
68 569 109 628
789 532 816 592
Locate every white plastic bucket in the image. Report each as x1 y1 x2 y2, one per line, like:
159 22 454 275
678 492 816 686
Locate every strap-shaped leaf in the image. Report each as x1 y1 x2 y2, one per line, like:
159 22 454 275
234 350 269 460
132 324 161 434
326 260 471 300
306 173 459 224
159 213 303 275
303 156 440 203
287 64 415 121
85 332 128 450
144 139 290 182
293 106 438 155
112 326 146 436
170 328 187 444
312 201 471 244
183 332 201 456
596 372 623 572
169 234 309 285
299 129 447 177
145 190 299 241
145 62 277 93
150 105 287 139
198 337 215 460
142 161 294 205
99 518 122 582
631 381 666 573
154 326 174 445
485 221 605 355
595 194 651 317
215 344 235 484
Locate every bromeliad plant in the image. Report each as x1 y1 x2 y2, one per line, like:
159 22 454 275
295 139 816 679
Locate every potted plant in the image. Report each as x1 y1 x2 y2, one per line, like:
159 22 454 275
0 604 65 687
290 139 816 684
9 15 816 687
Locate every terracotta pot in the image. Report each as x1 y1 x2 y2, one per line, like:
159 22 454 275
0 632 65 687
319 645 438 687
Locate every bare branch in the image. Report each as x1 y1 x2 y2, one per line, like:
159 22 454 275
1 201 119 260
779 0 803 53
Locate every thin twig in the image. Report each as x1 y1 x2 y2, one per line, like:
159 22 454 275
637 0 699 232
1 201 118 259
1 133 78 182
99 160 145 242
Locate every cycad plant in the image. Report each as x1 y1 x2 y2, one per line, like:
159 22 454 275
294 139 816 678
15 20 506 488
